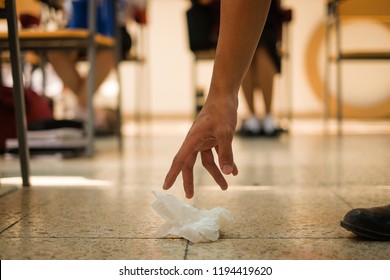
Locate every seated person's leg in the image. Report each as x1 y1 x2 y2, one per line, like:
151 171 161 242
47 49 115 109
46 50 83 96
76 50 115 108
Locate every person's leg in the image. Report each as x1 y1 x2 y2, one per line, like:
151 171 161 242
241 57 256 115
239 54 261 134
46 50 83 95
76 49 115 108
254 46 278 134
255 47 276 115
47 49 115 122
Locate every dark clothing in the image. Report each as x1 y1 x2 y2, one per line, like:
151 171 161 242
187 0 292 71
258 0 292 73
258 24 281 73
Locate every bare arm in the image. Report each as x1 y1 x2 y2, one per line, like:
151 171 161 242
211 0 271 98
163 0 271 198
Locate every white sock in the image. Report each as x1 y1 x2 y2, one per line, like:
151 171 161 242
262 114 277 134
242 115 261 133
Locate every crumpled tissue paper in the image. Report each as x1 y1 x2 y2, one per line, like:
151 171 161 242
151 191 233 243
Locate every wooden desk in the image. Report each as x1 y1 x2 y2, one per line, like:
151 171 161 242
0 28 118 158
0 1 121 188
0 29 115 50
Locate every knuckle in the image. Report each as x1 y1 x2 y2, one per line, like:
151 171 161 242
172 154 185 166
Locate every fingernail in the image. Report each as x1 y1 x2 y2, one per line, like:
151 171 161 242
222 165 233 174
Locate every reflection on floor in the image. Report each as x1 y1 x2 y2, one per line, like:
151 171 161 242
0 119 389 259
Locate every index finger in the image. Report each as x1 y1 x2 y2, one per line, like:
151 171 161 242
162 134 199 190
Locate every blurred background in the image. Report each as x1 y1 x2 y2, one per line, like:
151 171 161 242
1 0 390 136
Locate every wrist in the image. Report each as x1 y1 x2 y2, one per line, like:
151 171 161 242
210 90 238 111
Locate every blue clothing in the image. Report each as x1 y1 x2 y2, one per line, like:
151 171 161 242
67 0 115 37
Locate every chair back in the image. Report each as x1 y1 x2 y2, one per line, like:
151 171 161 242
339 0 390 19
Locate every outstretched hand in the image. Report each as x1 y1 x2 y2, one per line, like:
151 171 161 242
162 0 271 199
163 95 239 199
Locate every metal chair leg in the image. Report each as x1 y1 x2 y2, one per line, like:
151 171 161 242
334 1 343 134
324 3 331 122
85 0 97 157
5 0 31 187
113 2 123 151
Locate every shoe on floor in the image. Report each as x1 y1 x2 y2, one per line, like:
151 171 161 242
262 115 277 135
261 115 287 137
236 115 287 137
340 204 390 241
236 116 261 137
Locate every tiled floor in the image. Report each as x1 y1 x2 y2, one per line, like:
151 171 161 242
0 119 390 260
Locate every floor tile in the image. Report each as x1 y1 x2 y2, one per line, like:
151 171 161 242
186 238 390 260
1 120 389 260
0 237 187 260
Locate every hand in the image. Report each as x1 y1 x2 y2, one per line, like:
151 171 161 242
162 0 270 199
163 95 239 199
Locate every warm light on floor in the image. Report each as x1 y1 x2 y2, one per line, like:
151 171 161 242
0 176 112 188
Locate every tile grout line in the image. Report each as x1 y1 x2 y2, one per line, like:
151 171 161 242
183 241 190 260
333 191 354 209
0 214 28 235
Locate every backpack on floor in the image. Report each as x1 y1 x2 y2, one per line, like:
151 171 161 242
0 85 53 153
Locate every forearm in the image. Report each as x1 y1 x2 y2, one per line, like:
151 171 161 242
209 0 271 100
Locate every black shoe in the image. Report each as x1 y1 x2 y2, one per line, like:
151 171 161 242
235 118 262 137
340 204 390 241
235 126 261 137
262 126 288 137
236 121 288 138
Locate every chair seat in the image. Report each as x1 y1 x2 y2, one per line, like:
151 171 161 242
0 28 115 50
194 49 215 60
340 51 390 60
328 51 390 61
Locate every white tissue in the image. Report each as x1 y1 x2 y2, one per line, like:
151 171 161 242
151 191 233 243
